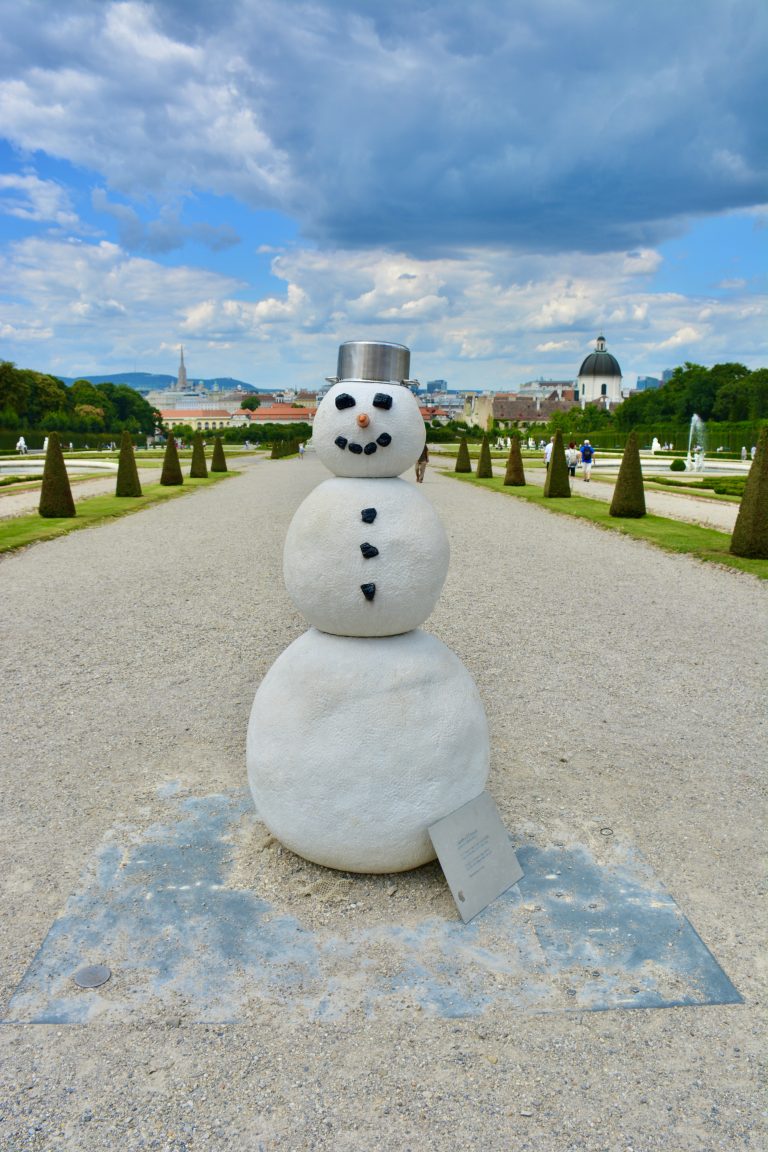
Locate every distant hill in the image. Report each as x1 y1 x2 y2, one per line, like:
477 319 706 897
56 371 264 392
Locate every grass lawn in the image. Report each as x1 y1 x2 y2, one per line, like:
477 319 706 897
0 472 233 556
445 471 767 580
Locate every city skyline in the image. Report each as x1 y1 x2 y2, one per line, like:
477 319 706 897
0 1 766 392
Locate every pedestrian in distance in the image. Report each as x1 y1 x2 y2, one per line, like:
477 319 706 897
16 436 27 454
415 443 429 483
544 436 554 469
566 441 579 478
580 439 595 480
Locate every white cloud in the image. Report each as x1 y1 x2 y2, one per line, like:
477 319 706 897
0 172 78 227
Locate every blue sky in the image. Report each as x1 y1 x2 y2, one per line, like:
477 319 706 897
0 0 766 392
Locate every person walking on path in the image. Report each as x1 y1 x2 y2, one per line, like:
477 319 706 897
544 436 554 470
580 439 595 480
415 443 429 483
566 441 579 478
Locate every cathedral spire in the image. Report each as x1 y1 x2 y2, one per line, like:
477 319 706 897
177 345 188 392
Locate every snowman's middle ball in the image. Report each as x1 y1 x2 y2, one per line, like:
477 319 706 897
284 477 449 636
313 381 425 478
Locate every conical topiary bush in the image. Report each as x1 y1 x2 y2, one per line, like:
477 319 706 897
476 435 493 479
39 432 76 517
455 436 472 473
543 430 571 497
730 425 768 558
610 430 645 517
115 430 142 497
503 437 526 486
210 436 228 473
160 432 184 486
189 432 208 478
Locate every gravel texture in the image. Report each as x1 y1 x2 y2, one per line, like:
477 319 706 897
0 453 765 1151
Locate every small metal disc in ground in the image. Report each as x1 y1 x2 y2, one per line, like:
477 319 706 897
72 964 111 989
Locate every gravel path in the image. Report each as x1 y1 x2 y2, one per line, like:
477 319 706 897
0 455 765 1151
0 468 161 520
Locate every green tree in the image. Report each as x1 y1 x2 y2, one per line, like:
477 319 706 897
543 431 570 498
476 435 493 478
27 372 68 426
730 426 768 558
210 436 228 472
39 432 76 517
160 433 184 486
0 361 31 420
115 430 142 497
609 430 646 518
240 395 262 410
455 436 472 473
189 432 208 478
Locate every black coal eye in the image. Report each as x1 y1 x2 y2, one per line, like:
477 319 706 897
335 393 356 410
372 392 392 410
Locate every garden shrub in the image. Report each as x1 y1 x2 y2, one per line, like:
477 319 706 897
160 434 184 486
730 426 768 558
476 436 493 478
543 431 570 498
189 433 208 478
39 432 76 518
455 436 472 473
210 437 228 472
503 437 526 486
115 430 142 497
610 430 646 518
670 458 686 471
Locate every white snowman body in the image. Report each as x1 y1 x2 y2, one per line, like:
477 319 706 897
284 477 448 636
247 350 490 873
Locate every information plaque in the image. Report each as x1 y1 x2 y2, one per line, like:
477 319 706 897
428 791 523 923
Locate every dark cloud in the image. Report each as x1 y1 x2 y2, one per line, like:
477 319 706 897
1 0 766 256
91 190 239 253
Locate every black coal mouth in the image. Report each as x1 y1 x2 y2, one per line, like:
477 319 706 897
335 432 392 456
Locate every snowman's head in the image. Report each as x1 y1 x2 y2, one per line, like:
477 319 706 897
313 381 426 478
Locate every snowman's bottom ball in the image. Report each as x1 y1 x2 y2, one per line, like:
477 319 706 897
247 628 490 873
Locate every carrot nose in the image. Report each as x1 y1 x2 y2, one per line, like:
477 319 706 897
357 412 370 428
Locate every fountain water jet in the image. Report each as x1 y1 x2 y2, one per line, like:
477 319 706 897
686 414 706 472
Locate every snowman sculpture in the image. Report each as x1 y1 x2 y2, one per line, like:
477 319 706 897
247 341 489 873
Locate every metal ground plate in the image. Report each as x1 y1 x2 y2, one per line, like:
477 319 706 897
4 787 742 1023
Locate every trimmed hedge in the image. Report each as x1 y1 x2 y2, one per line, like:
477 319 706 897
476 436 493 478
160 435 184 486
189 432 208 478
210 436 228 472
543 431 570 498
609 430 645 518
731 426 768 558
39 433 76 518
503 437 526 486
115 429 142 497
455 436 472 473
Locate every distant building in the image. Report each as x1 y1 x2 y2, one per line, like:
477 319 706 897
662 369 675 384
577 335 623 408
160 404 315 433
635 376 661 391
426 379 448 394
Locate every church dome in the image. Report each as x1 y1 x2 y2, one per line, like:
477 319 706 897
578 334 621 378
